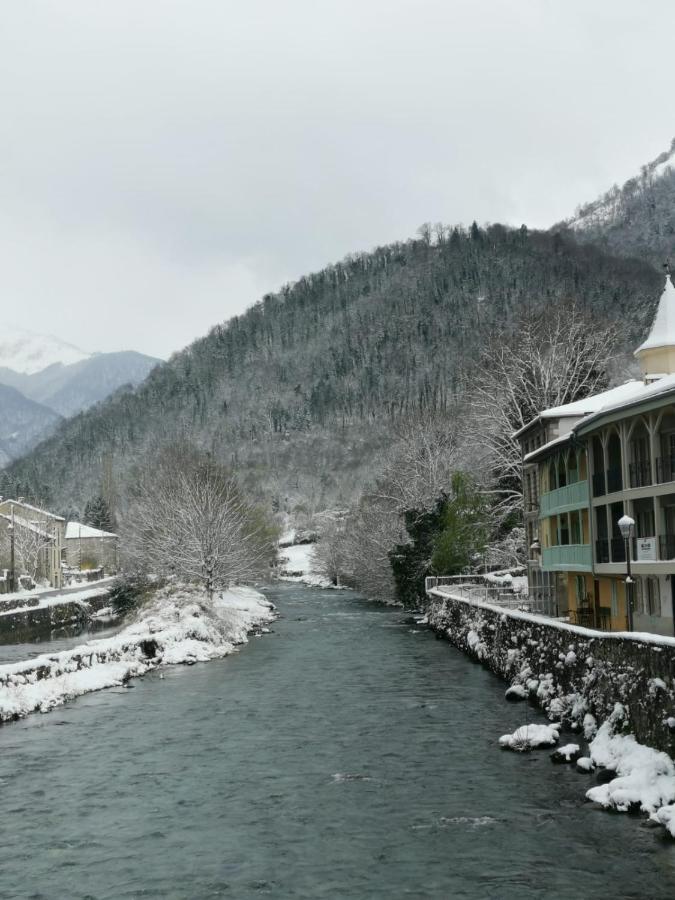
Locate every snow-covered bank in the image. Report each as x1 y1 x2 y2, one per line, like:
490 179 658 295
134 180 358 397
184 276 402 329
585 710 675 836
277 541 333 588
0 584 275 722
426 588 675 839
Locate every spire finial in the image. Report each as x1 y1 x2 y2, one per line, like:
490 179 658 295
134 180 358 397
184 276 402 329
664 261 671 276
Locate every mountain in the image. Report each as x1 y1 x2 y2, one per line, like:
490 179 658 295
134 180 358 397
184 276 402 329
561 138 675 266
1 225 661 516
0 325 91 374
0 326 160 462
0 351 161 417
0 384 61 468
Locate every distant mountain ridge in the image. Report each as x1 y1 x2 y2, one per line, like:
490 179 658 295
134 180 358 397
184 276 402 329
1 226 662 515
0 384 61 468
0 326 160 463
0 325 91 374
560 138 675 266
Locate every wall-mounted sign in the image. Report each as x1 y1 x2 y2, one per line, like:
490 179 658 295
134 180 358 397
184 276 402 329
636 538 657 562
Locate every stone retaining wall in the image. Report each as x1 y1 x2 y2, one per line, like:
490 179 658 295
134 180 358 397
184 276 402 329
0 592 112 642
427 589 675 754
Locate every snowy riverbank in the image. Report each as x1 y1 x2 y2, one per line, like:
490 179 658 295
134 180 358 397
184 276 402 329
426 588 675 840
277 541 333 588
0 584 275 722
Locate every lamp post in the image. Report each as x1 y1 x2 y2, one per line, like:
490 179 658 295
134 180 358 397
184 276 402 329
618 514 635 631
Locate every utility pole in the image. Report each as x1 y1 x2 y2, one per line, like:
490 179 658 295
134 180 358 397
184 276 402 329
9 504 15 593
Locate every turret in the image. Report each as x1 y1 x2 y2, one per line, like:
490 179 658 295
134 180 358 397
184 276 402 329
635 268 675 380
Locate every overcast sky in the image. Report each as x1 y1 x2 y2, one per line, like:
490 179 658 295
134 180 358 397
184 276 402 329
1 1 674 360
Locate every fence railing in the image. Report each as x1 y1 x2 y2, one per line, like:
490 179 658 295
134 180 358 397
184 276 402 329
425 577 558 617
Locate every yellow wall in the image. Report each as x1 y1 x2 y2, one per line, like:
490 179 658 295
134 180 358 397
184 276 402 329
637 345 675 377
566 574 627 631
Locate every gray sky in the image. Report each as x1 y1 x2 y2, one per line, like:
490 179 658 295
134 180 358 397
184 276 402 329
1 0 674 360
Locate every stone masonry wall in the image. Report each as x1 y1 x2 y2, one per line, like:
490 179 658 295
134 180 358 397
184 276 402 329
427 589 675 754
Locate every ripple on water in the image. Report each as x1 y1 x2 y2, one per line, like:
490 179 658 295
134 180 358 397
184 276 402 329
0 583 674 900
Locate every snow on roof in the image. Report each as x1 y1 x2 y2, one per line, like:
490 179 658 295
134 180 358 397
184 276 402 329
539 380 648 419
523 433 573 464
521 374 675 452
635 274 675 355
513 380 645 439
0 513 53 539
65 522 117 540
0 500 65 522
575 372 675 433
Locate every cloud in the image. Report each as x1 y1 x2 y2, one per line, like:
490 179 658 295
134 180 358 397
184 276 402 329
1 0 673 356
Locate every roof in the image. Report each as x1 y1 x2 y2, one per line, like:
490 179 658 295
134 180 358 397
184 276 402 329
575 372 675 435
635 274 675 355
0 513 53 540
523 432 574 464
0 499 65 522
65 521 117 540
513 380 644 440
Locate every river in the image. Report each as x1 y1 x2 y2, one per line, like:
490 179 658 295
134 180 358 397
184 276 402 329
1 582 674 899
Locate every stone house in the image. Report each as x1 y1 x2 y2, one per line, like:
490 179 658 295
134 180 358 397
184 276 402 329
64 522 118 572
0 499 65 589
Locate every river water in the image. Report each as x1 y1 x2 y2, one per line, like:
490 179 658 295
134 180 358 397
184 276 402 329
1 583 674 899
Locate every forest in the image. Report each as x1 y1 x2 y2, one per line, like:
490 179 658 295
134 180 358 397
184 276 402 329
1 224 660 530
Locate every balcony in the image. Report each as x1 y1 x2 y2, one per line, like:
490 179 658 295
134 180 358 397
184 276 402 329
629 460 652 489
656 455 675 484
539 480 589 517
541 544 593 572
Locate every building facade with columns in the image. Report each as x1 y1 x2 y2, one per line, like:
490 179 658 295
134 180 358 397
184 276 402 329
517 273 675 636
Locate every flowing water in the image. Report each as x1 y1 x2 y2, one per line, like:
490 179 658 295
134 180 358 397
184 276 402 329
1 583 674 899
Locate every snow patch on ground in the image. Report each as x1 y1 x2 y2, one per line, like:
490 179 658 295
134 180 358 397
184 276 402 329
277 543 333 588
586 719 675 818
499 723 560 751
0 584 275 722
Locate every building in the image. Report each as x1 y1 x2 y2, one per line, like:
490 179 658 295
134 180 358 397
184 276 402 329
0 499 65 589
517 272 675 635
64 521 118 572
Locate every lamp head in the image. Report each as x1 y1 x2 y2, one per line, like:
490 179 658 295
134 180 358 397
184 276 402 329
618 514 635 539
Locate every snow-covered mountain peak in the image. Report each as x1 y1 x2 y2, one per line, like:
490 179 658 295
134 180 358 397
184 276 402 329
0 324 92 375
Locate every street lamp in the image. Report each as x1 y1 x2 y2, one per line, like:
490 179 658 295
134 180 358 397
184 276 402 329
618 514 635 631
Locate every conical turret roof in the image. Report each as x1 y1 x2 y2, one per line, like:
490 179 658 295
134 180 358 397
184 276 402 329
635 272 675 355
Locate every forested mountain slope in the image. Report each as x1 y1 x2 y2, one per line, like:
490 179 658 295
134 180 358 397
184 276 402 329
0 384 61 468
1 226 662 517
561 139 675 267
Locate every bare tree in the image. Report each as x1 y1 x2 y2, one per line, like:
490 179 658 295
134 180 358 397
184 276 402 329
125 444 276 597
472 303 619 520
10 516 55 583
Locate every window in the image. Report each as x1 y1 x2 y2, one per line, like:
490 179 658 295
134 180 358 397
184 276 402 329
646 577 660 617
610 580 619 618
575 575 586 605
633 578 644 615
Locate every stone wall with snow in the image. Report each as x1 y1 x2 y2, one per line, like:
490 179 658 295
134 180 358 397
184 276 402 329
427 590 675 754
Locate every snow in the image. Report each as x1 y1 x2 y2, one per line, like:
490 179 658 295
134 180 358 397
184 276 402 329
499 722 560 750
65 521 117 539
0 584 275 721
429 586 675 647
636 274 675 354
0 324 91 374
278 542 333 588
555 743 581 761
586 719 675 817
0 583 112 617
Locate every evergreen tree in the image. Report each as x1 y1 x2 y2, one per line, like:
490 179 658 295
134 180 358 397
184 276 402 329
84 495 115 531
